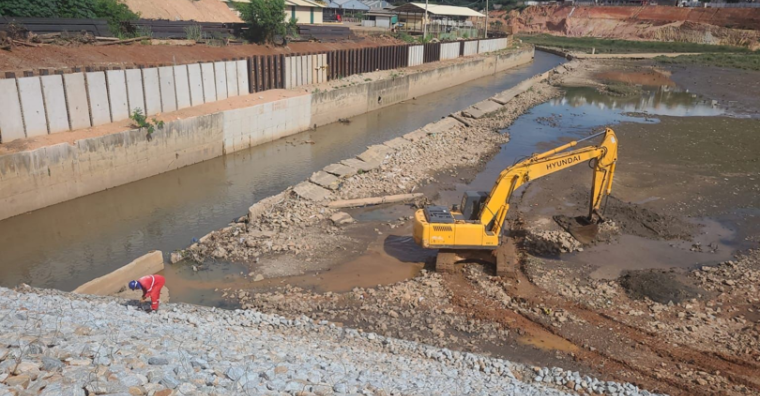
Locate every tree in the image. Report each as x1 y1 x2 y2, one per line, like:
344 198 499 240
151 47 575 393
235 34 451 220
239 0 289 43
0 0 138 37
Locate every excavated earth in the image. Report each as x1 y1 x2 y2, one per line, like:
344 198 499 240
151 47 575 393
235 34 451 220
169 57 760 396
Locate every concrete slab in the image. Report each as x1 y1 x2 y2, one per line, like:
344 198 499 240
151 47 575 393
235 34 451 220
491 78 537 105
158 66 177 112
187 63 204 107
323 163 357 178
73 250 164 296
403 128 429 142
142 68 162 115
247 191 287 222
330 212 354 225
17 76 48 137
201 62 217 103
341 157 380 172
423 117 464 134
174 65 191 110
236 59 248 95
284 57 292 89
0 78 26 142
214 61 228 100
62 73 90 130
383 137 411 150
40 75 69 134
225 61 238 97
293 181 332 202
125 69 146 115
462 99 502 119
106 70 129 122
357 144 392 164
310 171 341 190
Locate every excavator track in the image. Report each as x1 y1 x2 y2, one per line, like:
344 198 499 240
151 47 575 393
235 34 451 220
435 250 458 274
494 237 519 278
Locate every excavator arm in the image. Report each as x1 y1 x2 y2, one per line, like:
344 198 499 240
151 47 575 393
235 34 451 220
413 128 618 249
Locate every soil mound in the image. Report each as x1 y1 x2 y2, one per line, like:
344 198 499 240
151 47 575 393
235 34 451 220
619 269 703 304
605 196 697 240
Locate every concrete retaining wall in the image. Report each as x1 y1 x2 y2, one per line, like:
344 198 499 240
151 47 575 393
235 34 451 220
0 47 534 221
312 47 534 126
0 59 248 143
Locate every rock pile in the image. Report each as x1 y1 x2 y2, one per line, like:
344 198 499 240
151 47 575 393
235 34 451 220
0 285 652 396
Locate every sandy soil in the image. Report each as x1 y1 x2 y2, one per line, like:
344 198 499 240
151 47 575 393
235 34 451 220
195 59 760 396
0 36 403 75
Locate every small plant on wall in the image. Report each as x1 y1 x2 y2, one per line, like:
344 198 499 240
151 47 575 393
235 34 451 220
130 109 165 141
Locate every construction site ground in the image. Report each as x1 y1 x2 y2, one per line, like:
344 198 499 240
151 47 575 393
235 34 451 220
173 58 760 396
0 34 402 74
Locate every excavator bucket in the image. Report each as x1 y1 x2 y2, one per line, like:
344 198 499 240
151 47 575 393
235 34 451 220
553 215 599 245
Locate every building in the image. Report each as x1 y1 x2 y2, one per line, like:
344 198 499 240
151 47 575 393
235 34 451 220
285 0 326 24
361 0 392 10
392 3 485 38
361 10 398 28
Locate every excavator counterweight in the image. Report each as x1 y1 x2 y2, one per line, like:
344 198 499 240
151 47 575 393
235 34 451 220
412 128 618 274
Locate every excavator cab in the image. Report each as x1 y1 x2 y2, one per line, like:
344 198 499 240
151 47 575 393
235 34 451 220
454 191 489 222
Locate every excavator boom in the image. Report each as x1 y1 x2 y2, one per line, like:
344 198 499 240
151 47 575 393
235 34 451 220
413 128 618 251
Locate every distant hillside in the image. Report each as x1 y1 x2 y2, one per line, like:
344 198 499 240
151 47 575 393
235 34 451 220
496 4 760 49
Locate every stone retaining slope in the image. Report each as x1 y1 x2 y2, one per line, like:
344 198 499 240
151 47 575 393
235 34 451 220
0 285 662 395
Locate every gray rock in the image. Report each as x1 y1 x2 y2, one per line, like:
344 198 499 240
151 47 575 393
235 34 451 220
225 366 245 381
41 357 64 372
148 357 169 366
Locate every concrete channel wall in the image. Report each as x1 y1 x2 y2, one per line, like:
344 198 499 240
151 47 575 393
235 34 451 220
311 48 535 127
0 47 534 221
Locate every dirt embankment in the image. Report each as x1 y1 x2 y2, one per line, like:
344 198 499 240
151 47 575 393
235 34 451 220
0 36 402 74
496 5 760 48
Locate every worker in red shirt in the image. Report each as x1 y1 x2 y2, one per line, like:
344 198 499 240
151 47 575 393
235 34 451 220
129 274 166 312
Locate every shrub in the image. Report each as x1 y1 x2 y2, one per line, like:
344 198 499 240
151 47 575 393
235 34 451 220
239 0 288 43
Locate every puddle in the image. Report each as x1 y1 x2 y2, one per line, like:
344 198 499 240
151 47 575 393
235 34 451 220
233 232 429 294
543 218 738 281
161 259 251 307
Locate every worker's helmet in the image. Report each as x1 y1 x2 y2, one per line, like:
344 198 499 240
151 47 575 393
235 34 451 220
129 280 140 290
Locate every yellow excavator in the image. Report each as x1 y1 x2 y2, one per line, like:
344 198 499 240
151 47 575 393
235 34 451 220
412 128 618 275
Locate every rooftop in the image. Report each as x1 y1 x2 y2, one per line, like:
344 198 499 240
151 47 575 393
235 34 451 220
393 3 485 17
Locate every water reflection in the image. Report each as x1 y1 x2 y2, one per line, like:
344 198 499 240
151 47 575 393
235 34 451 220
555 87 724 117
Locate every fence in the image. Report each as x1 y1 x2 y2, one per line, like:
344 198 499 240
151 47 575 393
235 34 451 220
0 37 509 143
0 60 248 142
0 17 112 37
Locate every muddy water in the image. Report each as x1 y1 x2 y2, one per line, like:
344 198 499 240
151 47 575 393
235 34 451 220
0 52 566 292
430 83 753 280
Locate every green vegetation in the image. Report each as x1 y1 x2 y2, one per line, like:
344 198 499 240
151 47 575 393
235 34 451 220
655 53 760 72
130 109 164 139
238 0 289 43
184 24 203 41
518 34 753 54
0 0 139 37
603 81 642 97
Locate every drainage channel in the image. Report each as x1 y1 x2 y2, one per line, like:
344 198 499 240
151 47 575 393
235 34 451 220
0 51 567 292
